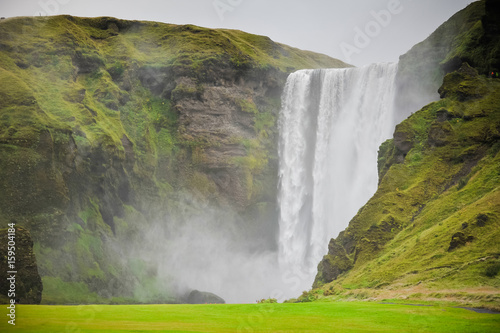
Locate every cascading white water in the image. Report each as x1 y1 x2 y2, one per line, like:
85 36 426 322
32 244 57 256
277 63 399 289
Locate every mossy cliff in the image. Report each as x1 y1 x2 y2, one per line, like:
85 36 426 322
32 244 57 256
0 15 348 303
313 1 500 309
394 0 500 123
0 226 43 304
314 64 500 307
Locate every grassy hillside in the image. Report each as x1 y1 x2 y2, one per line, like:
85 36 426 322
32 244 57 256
395 0 500 123
313 64 500 309
312 0 500 311
0 15 348 304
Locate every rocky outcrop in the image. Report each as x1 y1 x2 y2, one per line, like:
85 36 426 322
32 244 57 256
438 63 488 101
0 226 42 304
313 239 353 288
448 232 474 252
187 290 225 304
394 0 499 124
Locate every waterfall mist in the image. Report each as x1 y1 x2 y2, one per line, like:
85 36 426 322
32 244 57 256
112 63 422 303
277 63 400 291
116 194 303 304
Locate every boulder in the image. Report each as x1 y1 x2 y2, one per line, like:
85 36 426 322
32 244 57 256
438 63 488 101
448 232 474 251
187 290 225 304
0 226 43 304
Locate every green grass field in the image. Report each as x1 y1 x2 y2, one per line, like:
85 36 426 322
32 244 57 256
1 302 499 332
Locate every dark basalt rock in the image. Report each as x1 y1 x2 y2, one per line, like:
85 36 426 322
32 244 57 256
475 214 489 227
438 63 488 101
313 238 353 288
72 51 104 74
0 226 43 304
428 121 453 147
448 232 474 252
187 290 225 304
436 108 453 122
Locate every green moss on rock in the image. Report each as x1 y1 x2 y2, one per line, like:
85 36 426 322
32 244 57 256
0 226 42 304
395 0 500 121
314 65 500 295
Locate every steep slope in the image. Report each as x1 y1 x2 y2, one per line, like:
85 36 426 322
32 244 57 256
0 15 348 303
313 1 500 310
394 0 500 123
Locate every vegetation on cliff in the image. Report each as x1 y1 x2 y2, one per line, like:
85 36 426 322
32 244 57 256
395 0 500 123
315 54 500 314
0 226 42 304
0 15 348 303
313 0 500 310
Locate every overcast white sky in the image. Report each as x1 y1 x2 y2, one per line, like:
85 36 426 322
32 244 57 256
1 0 475 66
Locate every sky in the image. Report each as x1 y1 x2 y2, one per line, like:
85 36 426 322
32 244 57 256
1 0 476 66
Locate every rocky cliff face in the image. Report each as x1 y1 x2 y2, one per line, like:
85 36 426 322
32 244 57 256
313 0 500 308
394 0 500 124
0 15 348 303
315 63 500 285
0 226 43 304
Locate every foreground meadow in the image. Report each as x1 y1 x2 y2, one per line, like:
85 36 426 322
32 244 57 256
1 302 499 332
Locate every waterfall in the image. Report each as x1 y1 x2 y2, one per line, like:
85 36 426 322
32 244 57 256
277 63 399 289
